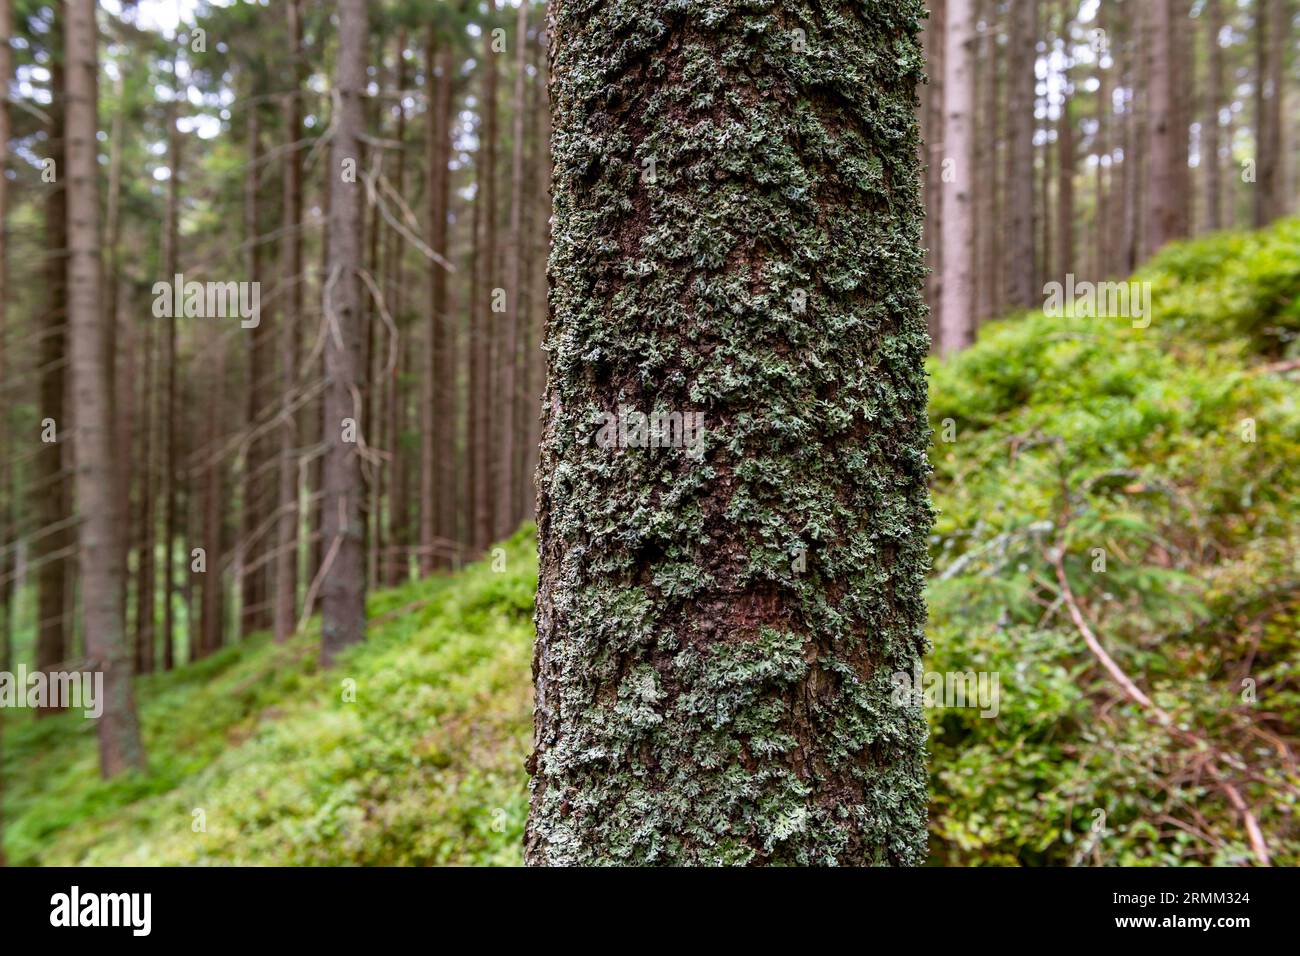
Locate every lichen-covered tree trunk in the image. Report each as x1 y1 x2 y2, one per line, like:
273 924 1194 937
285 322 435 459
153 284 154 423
528 0 932 866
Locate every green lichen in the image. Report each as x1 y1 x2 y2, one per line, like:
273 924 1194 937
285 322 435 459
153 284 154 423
529 0 933 865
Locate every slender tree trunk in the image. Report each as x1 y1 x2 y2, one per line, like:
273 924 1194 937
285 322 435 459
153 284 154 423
1094 3 1109 277
423 27 455 573
1006 0 1037 307
528 0 932 865
274 0 304 642
199 328 225 658
1254 0 1287 226
497 0 529 537
382 29 408 587
65 0 145 777
1206 0 1224 231
160 59 181 671
241 103 272 636
1057 6 1075 281
36 46 69 702
1144 0 1179 257
478 0 500 550
939 0 975 355
320 0 368 666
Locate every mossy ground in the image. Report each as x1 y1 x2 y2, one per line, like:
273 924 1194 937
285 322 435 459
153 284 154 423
4 219 1299 866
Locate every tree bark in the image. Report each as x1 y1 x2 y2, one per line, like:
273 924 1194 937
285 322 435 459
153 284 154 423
1006 0 1037 307
320 0 368 666
478 0 500 550
1143 0 1180 257
423 25 454 574
64 0 145 776
36 43 69 702
1205 0 1224 231
160 55 181 670
274 0 304 642
1056 3 1075 281
527 0 932 865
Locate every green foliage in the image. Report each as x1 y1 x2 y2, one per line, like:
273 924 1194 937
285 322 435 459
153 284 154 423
926 217 1300 866
3 529 538 866
6 220 1300 867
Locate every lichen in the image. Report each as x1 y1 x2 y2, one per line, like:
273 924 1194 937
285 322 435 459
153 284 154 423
529 0 933 865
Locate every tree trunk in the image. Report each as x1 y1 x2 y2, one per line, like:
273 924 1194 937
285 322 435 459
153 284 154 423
241 103 271 636
423 26 455 574
939 0 975 355
160 58 181 671
1056 5 1075 281
1205 0 1224 231
1006 0 1037 307
527 0 932 865
64 0 145 777
478 0 500 550
320 0 368 666
497 0 529 538
36 45 69 703
273 0 304 642
1144 0 1179 257
1254 0 1286 226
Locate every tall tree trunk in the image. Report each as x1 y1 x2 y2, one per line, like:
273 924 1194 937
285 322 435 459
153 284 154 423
527 0 932 865
160 58 181 671
1006 0 1037 307
36 45 69 702
1254 0 1287 225
241 103 271 636
478 0 500 550
274 0 304 642
1205 0 1224 231
1056 5 1075 281
1094 2 1110 277
199 328 225 659
382 29 408 587
320 0 368 666
497 0 528 538
939 0 975 354
423 26 455 574
1144 0 1180 257
64 0 145 777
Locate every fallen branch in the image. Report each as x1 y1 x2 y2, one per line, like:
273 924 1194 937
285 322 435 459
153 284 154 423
1048 546 1272 867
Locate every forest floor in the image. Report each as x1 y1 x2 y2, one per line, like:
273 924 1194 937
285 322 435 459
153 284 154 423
4 218 1299 866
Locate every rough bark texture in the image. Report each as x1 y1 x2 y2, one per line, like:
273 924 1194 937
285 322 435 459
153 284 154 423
64 0 145 776
939 0 974 356
527 0 932 866
320 0 368 666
